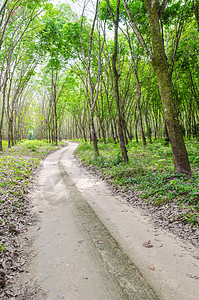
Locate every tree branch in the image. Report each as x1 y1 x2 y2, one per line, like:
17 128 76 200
122 0 152 61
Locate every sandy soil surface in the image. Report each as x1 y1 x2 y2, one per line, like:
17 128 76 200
20 142 199 300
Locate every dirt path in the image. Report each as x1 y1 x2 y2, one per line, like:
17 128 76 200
21 142 199 300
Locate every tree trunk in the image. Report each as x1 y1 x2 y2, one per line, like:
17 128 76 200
164 122 170 141
90 117 99 156
137 99 146 146
144 0 191 175
145 115 152 143
48 126 51 144
0 133 2 151
111 120 116 143
99 120 107 144
8 118 12 148
126 30 146 146
135 119 139 143
128 119 133 141
80 0 101 156
107 0 128 162
145 67 152 143
0 72 7 151
123 0 191 175
52 70 58 146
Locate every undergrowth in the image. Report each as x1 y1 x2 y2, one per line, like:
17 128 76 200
75 139 199 227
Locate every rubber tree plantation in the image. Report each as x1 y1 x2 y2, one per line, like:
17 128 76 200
0 0 199 296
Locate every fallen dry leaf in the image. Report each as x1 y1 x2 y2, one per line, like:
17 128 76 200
78 240 85 244
147 263 155 271
186 273 199 280
143 240 153 248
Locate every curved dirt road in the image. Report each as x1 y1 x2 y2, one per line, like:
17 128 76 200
22 143 199 299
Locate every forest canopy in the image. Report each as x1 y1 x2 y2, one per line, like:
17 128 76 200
0 0 199 176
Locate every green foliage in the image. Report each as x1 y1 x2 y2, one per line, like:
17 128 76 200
0 244 6 252
76 139 199 226
38 4 82 71
183 207 199 226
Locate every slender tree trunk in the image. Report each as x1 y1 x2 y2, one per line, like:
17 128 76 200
137 99 146 146
52 70 58 146
111 120 116 143
107 0 128 162
122 118 129 145
145 67 152 143
8 118 11 148
135 119 139 143
80 0 102 156
154 117 158 140
128 119 133 141
134 109 139 143
99 120 107 144
0 133 2 151
11 116 14 146
126 30 146 146
0 74 7 151
145 114 152 143
90 114 99 156
48 126 51 143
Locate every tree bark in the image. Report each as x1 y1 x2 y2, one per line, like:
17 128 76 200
144 0 191 175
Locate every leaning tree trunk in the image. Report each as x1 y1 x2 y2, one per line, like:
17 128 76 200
144 0 191 175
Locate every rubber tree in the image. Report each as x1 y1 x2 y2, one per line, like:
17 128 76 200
79 0 105 157
124 26 146 146
122 0 191 175
0 0 47 150
38 4 76 144
105 0 129 163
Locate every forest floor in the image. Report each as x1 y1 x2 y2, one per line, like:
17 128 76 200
0 140 199 299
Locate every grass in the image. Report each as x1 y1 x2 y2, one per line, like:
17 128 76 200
75 138 199 227
0 139 64 190
0 140 62 196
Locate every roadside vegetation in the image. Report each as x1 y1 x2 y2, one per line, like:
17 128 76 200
0 140 64 298
75 139 199 229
